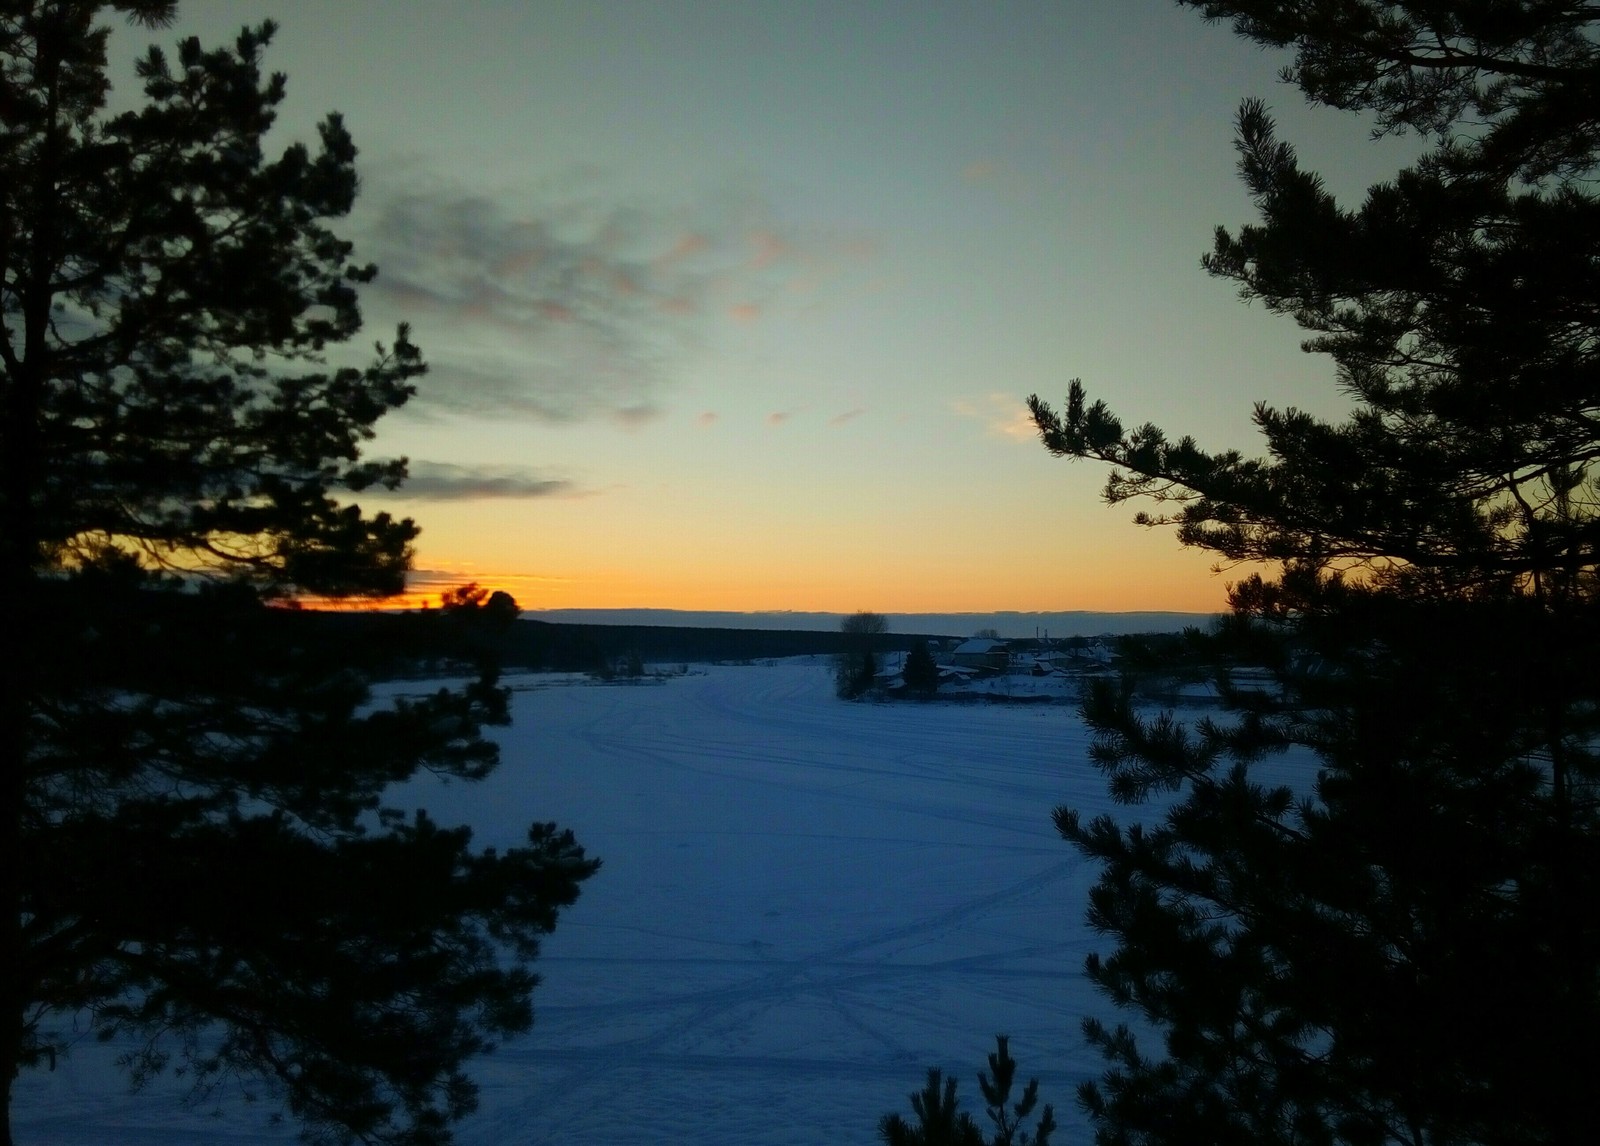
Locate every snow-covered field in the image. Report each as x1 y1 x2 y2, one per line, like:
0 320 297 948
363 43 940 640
15 660 1142 1145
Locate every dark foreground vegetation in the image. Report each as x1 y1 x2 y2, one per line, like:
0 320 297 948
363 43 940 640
881 1037 1056 1146
882 3 1600 1145
6 2 1597 1145
2 7 600 1144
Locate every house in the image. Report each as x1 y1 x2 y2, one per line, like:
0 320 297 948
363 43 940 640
950 638 1009 671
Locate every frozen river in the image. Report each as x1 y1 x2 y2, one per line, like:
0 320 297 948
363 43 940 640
17 660 1127 1145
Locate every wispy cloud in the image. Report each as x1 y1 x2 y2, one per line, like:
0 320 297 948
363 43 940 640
952 394 1039 442
610 404 662 431
405 567 579 604
959 154 1038 200
359 179 877 425
827 407 866 428
749 229 790 269
962 159 1000 182
697 411 719 427
380 460 578 501
767 411 793 428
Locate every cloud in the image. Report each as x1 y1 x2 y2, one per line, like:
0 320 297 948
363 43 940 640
697 411 719 427
767 411 793 427
610 404 663 430
958 155 1037 200
382 460 577 500
362 192 694 423
827 407 866 428
402 567 579 602
749 229 790 269
358 180 878 426
952 394 1039 442
660 232 710 262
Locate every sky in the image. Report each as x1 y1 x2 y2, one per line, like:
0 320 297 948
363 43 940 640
125 1 1419 614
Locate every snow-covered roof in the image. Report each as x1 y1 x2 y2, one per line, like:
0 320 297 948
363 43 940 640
952 638 1008 654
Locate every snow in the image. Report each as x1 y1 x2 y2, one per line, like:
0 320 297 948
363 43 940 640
950 638 1008 654
14 660 1147 1145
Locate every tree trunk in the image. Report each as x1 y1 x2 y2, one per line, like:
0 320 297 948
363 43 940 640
0 381 36 1146
0 76 54 1132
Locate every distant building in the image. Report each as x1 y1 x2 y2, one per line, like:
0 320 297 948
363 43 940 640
951 638 1009 671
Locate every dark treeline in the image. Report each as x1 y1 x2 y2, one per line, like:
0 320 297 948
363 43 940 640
286 609 961 676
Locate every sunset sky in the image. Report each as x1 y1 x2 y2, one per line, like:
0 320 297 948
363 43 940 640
137 1 1416 614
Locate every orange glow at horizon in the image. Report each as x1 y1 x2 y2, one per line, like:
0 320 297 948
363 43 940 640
293 552 1242 616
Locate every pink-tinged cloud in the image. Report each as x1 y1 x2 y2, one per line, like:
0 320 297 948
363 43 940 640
750 229 791 269
697 411 719 427
492 249 545 277
660 232 709 263
767 411 792 427
828 408 866 428
959 158 1035 199
366 186 879 425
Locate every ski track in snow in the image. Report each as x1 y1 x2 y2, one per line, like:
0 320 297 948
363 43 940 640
14 661 1140 1145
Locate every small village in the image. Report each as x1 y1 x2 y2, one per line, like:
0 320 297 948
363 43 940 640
864 632 1285 706
878 634 1120 701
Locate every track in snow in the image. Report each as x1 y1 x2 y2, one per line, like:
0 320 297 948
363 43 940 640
14 661 1123 1146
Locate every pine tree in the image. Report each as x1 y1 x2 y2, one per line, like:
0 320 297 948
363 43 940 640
1026 3 1600 1142
880 1036 1055 1146
903 640 941 696
881 1070 986 1146
973 1035 1056 1146
0 6 598 1143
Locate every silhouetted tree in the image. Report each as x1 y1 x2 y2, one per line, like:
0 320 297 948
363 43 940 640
836 610 888 699
439 582 521 631
972 1036 1056 1146
881 1036 1055 1146
883 1070 985 1146
1024 3 1600 1143
903 640 941 696
1 6 597 1144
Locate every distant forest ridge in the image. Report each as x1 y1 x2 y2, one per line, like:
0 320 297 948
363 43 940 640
523 609 1215 639
275 606 1216 677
